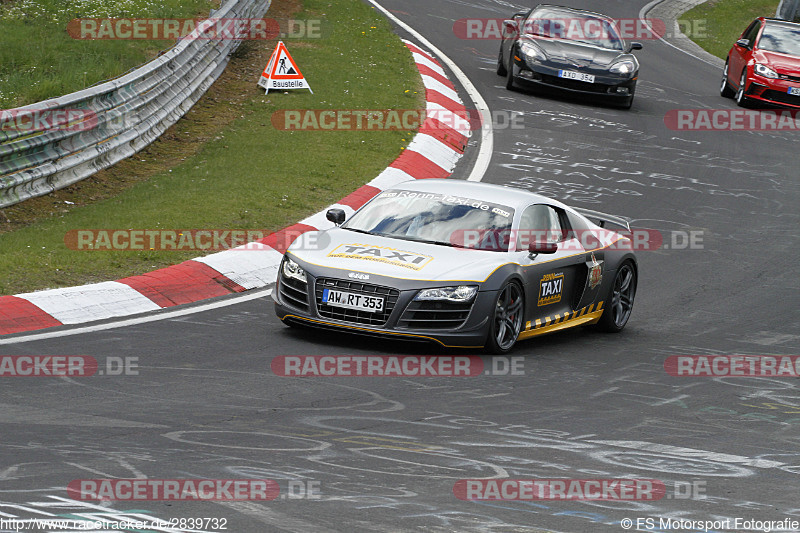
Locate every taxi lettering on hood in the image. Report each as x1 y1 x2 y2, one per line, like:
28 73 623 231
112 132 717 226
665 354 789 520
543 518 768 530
327 244 433 270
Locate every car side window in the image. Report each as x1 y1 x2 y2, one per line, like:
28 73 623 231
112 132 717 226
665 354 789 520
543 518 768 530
743 20 761 45
517 204 564 249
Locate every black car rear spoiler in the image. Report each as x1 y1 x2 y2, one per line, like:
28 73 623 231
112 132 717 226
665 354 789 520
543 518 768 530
572 208 631 232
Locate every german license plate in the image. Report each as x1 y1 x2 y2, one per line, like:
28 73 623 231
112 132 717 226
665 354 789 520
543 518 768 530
558 70 595 83
322 289 384 313
789 87 800 96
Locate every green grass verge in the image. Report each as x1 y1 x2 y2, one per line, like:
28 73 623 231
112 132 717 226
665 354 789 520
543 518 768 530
0 0 217 108
0 0 425 294
682 0 780 59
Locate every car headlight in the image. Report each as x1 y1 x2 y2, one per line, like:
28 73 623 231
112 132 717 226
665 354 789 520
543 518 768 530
282 257 306 283
414 286 478 302
754 63 779 79
610 60 636 75
519 41 546 62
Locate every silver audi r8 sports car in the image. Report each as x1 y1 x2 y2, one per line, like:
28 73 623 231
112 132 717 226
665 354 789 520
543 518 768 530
273 179 638 353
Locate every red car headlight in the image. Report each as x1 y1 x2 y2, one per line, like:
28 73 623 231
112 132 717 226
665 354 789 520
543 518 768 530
754 63 780 79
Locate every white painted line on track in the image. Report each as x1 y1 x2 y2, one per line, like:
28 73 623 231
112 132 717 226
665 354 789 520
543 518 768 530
195 248 283 290
0 289 272 345
411 52 446 77
367 0 493 182
18 281 161 324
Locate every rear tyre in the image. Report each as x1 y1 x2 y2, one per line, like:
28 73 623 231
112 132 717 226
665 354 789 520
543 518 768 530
485 281 524 354
595 261 636 333
735 69 750 107
720 61 735 98
496 49 507 76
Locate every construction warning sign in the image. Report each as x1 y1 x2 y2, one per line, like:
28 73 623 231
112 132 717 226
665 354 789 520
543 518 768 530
258 41 312 93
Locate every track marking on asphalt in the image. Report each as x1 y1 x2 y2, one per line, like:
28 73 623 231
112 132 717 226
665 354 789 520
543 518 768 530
639 0 721 68
0 288 272 345
367 0 493 182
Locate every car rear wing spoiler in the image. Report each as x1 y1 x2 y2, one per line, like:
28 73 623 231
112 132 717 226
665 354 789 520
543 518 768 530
572 208 631 232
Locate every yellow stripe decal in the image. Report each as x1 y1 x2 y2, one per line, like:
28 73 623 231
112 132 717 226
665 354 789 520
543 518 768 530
520 301 606 337
518 309 604 340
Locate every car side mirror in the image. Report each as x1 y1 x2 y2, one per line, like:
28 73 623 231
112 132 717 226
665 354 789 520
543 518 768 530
503 19 518 34
736 38 750 48
326 208 345 226
629 42 643 51
528 241 558 257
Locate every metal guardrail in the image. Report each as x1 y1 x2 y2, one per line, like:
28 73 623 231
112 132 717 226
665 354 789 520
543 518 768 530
0 0 270 208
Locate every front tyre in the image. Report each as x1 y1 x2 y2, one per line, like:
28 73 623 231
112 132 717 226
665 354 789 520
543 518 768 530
720 61 735 98
505 55 518 91
485 281 524 354
596 261 636 333
496 48 507 76
735 69 750 107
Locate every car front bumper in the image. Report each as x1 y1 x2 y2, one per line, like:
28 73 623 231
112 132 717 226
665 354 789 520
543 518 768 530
744 76 800 109
273 271 495 349
512 59 637 100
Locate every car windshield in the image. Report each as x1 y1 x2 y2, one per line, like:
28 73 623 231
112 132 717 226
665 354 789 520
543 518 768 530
342 190 515 251
524 8 624 50
758 23 800 56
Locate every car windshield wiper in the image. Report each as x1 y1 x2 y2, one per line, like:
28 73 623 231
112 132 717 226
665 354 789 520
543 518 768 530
342 227 374 235
392 235 469 248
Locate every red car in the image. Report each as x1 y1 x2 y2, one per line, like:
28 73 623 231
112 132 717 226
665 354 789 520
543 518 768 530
721 17 800 108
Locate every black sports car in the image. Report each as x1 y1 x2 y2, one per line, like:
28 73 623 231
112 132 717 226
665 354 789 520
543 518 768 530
497 4 643 108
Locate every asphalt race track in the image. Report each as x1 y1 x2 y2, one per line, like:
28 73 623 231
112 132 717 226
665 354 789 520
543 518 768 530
1 0 799 531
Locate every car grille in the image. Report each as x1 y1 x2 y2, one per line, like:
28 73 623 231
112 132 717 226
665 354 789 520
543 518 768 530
315 278 399 326
398 300 474 330
279 273 309 312
540 73 611 94
762 89 800 106
778 73 800 83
